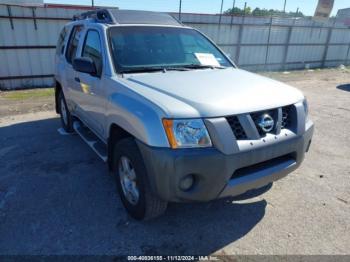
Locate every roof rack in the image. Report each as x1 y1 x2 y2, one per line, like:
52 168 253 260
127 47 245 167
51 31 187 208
73 9 115 24
73 9 183 27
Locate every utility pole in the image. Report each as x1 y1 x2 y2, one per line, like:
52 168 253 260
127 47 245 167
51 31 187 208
179 0 182 21
230 0 235 25
92 0 94 8
219 0 224 25
220 0 224 15
283 0 287 13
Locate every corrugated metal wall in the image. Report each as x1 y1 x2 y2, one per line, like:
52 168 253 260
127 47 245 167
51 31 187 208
0 5 82 89
1 5 350 90
180 13 350 72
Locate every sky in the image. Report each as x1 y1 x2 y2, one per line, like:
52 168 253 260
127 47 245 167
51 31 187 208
44 0 350 16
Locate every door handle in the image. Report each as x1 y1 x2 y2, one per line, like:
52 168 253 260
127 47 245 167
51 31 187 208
74 77 80 83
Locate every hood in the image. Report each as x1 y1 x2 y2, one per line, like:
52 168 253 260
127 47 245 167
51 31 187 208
120 68 304 118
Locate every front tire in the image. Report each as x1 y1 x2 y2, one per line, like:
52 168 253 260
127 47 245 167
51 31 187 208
58 91 73 133
113 138 168 220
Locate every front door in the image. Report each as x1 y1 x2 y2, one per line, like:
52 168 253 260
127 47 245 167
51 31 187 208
75 29 106 137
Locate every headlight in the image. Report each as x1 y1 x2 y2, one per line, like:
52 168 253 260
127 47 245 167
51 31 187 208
162 119 212 149
303 98 309 121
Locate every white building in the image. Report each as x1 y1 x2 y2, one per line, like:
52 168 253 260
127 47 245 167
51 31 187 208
336 8 350 25
0 0 43 6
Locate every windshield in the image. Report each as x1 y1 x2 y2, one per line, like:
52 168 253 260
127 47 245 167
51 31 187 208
108 26 233 73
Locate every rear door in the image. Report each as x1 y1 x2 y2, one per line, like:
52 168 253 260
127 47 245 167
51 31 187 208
54 26 68 83
63 24 85 118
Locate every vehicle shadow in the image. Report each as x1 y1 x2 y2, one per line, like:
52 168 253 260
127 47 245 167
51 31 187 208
0 117 270 255
336 84 350 92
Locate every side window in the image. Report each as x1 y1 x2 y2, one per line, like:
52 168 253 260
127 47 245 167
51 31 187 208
56 27 67 55
82 30 103 76
65 25 83 64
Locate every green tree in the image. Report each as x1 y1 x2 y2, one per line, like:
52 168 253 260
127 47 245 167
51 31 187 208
225 6 304 18
224 6 252 15
252 8 270 16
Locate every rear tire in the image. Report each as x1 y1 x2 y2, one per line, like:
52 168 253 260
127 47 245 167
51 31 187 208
58 91 73 133
112 138 168 220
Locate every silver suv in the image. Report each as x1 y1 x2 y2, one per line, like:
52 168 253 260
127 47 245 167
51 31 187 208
54 9 314 220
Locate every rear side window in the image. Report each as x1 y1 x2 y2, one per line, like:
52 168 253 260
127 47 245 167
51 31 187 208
56 27 67 55
65 25 83 64
82 30 103 76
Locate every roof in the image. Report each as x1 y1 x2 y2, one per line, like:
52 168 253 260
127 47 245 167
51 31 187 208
73 9 183 27
337 8 350 15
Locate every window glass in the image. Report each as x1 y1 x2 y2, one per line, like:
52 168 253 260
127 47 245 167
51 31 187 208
109 26 232 73
82 30 103 76
66 25 83 64
56 27 67 55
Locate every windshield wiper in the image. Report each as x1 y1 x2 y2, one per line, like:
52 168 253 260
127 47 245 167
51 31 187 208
119 64 227 74
119 67 165 74
163 67 191 71
119 66 192 74
182 64 227 70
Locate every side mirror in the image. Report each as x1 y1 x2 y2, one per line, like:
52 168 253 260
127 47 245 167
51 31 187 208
73 57 97 76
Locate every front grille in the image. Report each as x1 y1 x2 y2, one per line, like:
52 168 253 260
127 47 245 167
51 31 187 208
226 105 295 141
226 116 247 140
281 105 293 129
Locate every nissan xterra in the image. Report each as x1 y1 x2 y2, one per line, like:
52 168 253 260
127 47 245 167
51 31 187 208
54 9 314 220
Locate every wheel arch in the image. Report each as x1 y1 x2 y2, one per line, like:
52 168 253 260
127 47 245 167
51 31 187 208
107 123 133 170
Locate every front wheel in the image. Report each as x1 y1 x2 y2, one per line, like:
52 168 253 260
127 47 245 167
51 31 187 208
113 138 168 220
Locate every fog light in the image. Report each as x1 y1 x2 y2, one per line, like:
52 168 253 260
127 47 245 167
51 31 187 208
179 174 195 191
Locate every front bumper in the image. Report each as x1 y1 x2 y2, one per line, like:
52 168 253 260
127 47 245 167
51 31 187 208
137 121 314 202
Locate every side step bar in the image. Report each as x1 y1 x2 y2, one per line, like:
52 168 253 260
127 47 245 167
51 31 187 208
73 121 108 162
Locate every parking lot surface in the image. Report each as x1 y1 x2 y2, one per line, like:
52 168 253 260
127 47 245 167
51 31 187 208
0 69 349 255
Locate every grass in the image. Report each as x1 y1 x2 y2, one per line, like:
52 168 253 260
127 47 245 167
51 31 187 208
0 88 54 101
